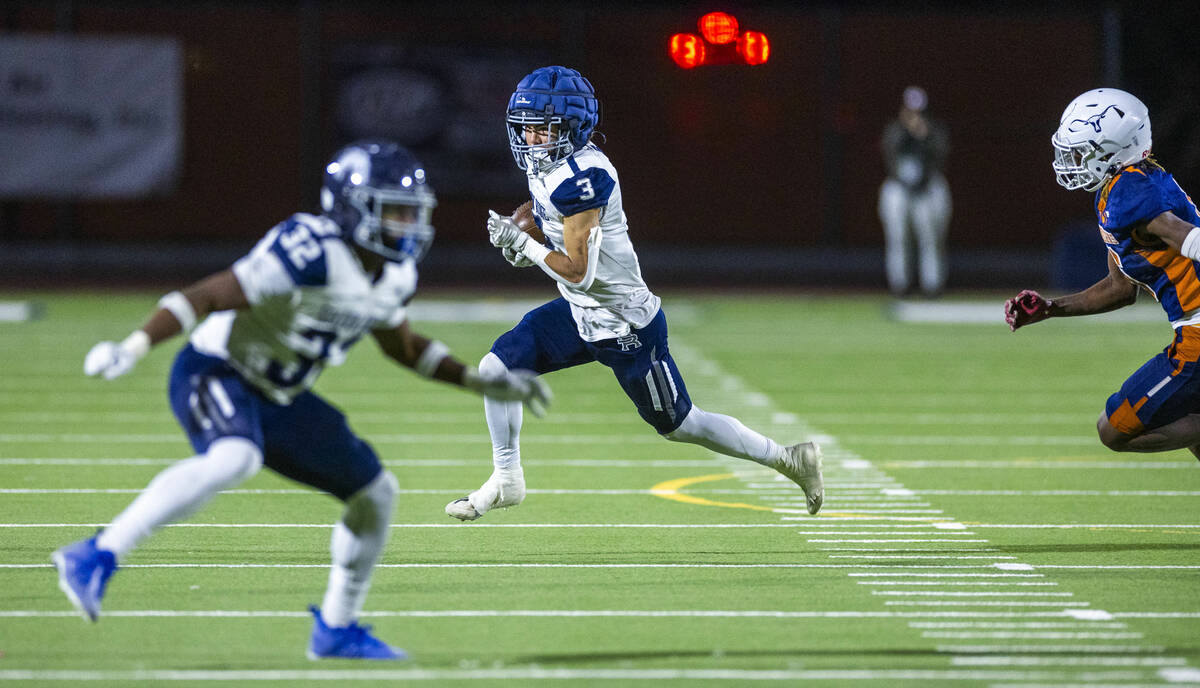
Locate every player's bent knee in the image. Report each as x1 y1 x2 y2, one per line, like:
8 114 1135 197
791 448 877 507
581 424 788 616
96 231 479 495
359 470 399 512
376 470 400 505
206 436 263 484
343 470 398 533
479 351 508 376
663 407 702 443
1096 416 1134 452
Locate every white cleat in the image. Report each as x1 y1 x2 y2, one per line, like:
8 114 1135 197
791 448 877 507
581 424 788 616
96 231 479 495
445 467 525 521
776 442 823 515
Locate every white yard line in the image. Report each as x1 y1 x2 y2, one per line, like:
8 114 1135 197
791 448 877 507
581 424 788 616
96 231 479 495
0 488 692 496
794 531 978 535
0 562 1024 570
0 433 663 444
10 562 1182 571
883 459 1191 469
0 458 723 468
771 523 969 528
902 490 1200 497
819 548 1001 551
0 609 1190 620
857 582 1060 587
830 552 1017 557
885 602 1093 607
951 656 1187 666
849 573 1044 577
0 668 1157 682
935 644 1164 654
926 633 1142 638
921 632 1144 640
971 524 1200 529
806 539 992 543
909 622 1129 629
0 522 820 529
872 592 1075 597
1113 612 1200 618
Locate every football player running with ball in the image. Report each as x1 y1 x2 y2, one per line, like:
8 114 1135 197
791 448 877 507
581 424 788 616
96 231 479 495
445 66 823 522
52 140 551 659
1006 88 1200 458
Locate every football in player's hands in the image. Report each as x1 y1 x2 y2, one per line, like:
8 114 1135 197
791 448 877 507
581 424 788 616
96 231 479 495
511 201 546 244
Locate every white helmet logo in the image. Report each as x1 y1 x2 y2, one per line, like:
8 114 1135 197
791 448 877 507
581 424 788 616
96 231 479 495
516 96 532 104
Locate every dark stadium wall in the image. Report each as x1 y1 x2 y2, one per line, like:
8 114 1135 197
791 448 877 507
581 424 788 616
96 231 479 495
3 3 1098 256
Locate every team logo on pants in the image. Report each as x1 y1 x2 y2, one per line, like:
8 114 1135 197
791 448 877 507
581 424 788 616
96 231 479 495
616 334 641 351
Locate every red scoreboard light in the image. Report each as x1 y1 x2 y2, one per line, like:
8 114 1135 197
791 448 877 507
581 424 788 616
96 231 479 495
669 33 706 69
669 12 770 68
698 12 738 45
737 31 770 66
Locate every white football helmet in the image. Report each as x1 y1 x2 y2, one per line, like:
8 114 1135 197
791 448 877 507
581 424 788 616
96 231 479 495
1052 88 1152 192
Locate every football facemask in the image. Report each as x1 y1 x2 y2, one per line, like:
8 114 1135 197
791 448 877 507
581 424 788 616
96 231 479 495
507 112 574 174
349 188 436 263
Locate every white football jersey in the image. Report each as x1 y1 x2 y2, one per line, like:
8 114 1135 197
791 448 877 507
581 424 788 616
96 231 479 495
189 213 416 404
528 144 660 342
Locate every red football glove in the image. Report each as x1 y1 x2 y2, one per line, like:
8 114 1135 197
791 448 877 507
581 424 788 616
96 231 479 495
1004 289 1053 331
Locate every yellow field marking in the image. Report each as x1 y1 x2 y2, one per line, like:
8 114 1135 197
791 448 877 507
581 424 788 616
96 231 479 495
650 473 778 512
650 474 952 521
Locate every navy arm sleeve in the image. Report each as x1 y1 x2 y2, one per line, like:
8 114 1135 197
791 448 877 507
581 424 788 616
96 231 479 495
550 167 615 217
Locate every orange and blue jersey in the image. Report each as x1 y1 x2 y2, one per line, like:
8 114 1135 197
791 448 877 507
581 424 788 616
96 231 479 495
1097 163 1200 433
1096 164 1200 324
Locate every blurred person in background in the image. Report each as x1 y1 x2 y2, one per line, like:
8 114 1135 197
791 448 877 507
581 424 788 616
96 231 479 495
1006 88 1200 461
879 85 952 297
444 66 824 522
51 140 550 660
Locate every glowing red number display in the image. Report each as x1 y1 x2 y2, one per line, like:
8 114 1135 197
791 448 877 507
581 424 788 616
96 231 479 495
698 12 739 45
737 31 770 66
669 13 769 68
669 33 706 69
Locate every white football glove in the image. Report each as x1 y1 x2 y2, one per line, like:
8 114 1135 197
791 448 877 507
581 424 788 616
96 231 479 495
502 246 535 268
466 366 553 418
487 210 531 252
84 331 150 380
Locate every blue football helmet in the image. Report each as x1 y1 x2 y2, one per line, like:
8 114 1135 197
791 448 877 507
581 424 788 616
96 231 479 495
320 140 437 263
506 66 600 174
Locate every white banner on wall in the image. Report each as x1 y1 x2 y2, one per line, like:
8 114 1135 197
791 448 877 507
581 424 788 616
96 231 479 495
0 34 182 198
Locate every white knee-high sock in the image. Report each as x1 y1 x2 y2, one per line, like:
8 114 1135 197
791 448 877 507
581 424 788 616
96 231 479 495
96 437 262 561
480 352 522 471
321 471 398 628
664 405 784 466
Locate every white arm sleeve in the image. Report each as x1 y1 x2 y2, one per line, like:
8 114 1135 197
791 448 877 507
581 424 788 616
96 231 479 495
1180 227 1200 261
530 226 602 291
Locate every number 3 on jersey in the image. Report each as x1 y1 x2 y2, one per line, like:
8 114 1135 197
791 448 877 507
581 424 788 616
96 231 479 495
576 177 595 201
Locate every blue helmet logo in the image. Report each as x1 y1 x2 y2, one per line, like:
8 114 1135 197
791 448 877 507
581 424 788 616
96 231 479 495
1070 105 1125 135
506 66 601 173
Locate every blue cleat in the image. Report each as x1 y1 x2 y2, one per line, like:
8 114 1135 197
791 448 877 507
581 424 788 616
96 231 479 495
306 605 407 660
51 537 117 622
